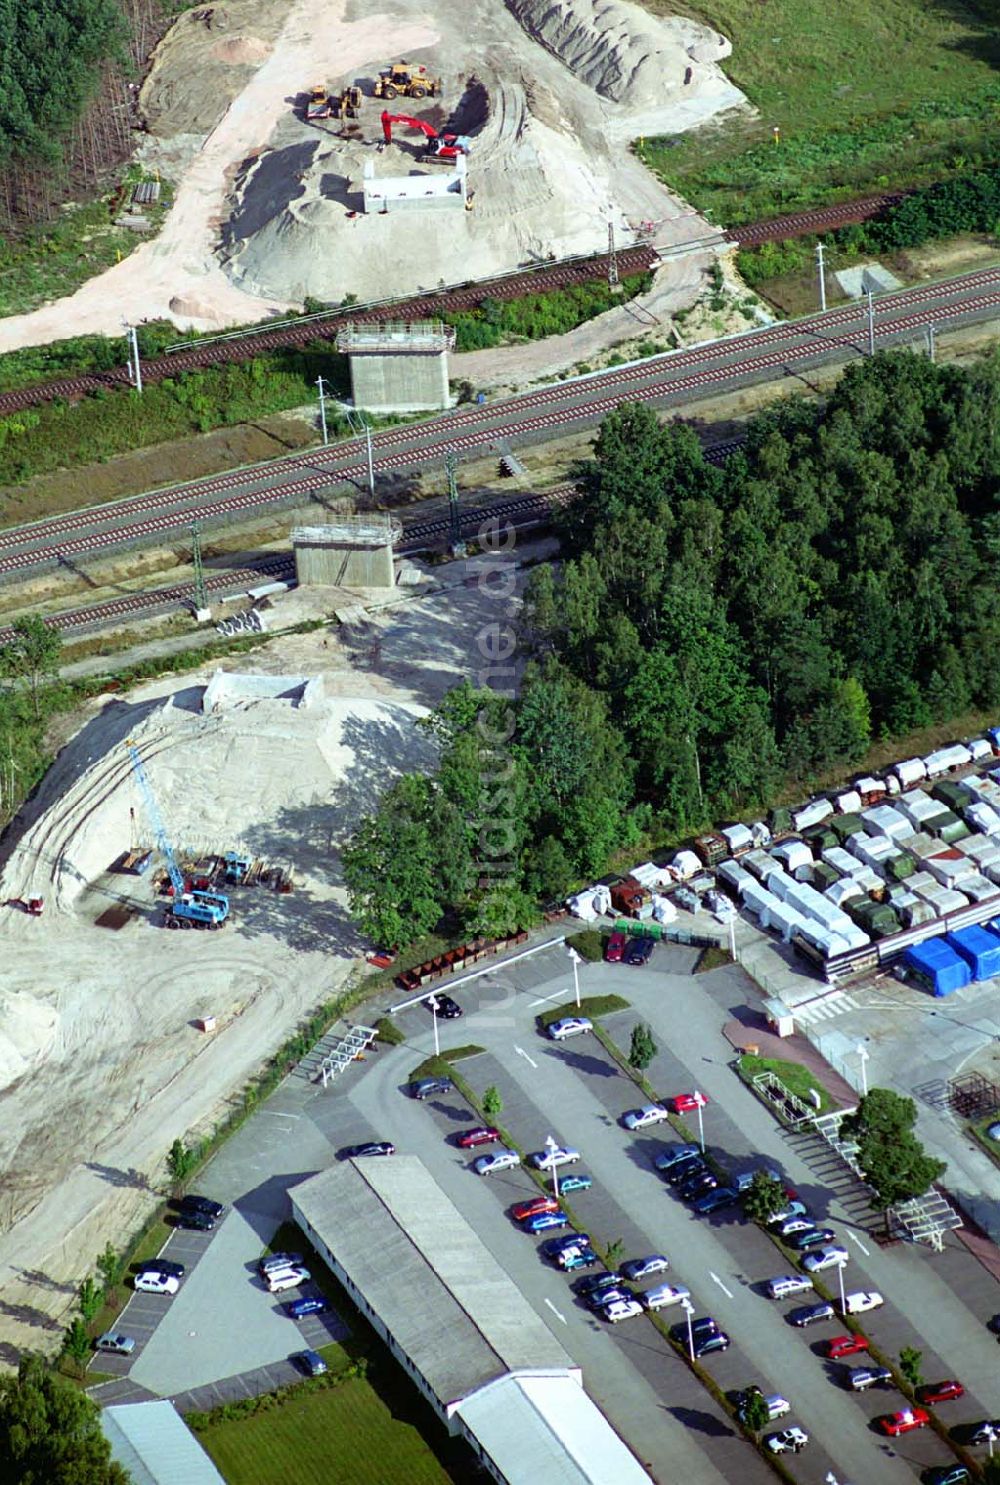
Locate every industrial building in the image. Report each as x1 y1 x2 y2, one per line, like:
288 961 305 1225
101 1400 226 1485
290 1157 649 1484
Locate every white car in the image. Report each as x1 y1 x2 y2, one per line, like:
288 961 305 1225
777 1216 815 1238
267 1266 310 1294
622 1104 669 1131
133 1272 179 1296
766 1427 809 1455
546 1017 593 1041
603 1298 644 1324
473 1148 520 1176
802 1246 849 1273
530 1146 581 1171
641 1283 691 1311
843 1290 884 1315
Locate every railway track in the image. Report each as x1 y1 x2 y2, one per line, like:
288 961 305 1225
726 193 905 248
0 246 657 417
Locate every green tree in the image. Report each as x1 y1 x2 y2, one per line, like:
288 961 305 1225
840 1089 946 1209
96 1242 125 1298
605 1237 625 1268
628 1023 657 1073
898 1346 923 1387
739 1387 772 1439
167 1137 195 1185
62 1318 92 1367
0 1352 130 1483
0 616 62 720
741 1171 786 1225
482 1085 503 1124
77 1275 101 1323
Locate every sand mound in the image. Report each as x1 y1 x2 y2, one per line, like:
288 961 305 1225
0 992 58 1088
506 0 730 103
212 35 272 65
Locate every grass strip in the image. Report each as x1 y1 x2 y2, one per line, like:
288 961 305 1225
534 994 630 1029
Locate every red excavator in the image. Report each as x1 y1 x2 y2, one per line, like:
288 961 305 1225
380 110 471 162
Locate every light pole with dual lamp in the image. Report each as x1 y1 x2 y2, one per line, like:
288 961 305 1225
680 1297 696 1362
567 944 582 1009
544 1134 561 1202
856 1043 869 1099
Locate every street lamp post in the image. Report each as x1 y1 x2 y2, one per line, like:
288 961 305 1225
836 1257 847 1315
856 1043 869 1099
545 1135 561 1202
695 1091 706 1153
427 995 440 1059
567 945 582 1009
680 1297 696 1362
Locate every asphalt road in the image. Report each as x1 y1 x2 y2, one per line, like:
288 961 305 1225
1 266 999 578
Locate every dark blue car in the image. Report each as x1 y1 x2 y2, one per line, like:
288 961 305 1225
285 1295 331 1319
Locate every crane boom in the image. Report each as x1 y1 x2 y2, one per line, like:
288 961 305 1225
127 742 185 898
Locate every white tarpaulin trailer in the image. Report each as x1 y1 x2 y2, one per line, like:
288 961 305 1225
791 799 833 831
893 758 927 788
861 805 914 841
923 744 972 778
772 839 813 874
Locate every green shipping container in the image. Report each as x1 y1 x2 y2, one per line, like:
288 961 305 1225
884 853 915 883
830 813 864 842
930 781 968 812
811 861 840 891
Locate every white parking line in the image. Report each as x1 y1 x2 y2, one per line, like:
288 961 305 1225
709 1271 733 1299
515 1045 538 1068
544 1298 567 1324
847 1231 871 1257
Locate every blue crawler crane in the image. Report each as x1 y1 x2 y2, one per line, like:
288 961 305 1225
126 742 229 929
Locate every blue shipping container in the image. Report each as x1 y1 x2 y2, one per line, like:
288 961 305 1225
946 925 1000 982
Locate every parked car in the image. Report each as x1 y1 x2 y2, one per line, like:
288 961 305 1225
847 1366 892 1392
541 1233 590 1259
693 1186 739 1214
285 1296 331 1319
641 1282 690 1311
777 1216 816 1238
789 1226 836 1251
342 1141 395 1158
918 1380 965 1405
409 1077 453 1099
511 1196 558 1222
767 1201 808 1226
133 1271 179 1296
521 1210 569 1234
969 1420 1000 1446
134 1258 185 1279
622 1104 669 1131
825 1334 869 1359
576 1272 623 1299
739 1390 791 1423
424 993 462 1019
259 1252 305 1275
878 1407 930 1436
585 1286 633 1313
788 1302 835 1328
529 1146 581 1171
267 1266 310 1294
474 1148 520 1176
179 1194 225 1220
802 1246 849 1273
679 1172 718 1201
733 1165 782 1194
664 1157 708 1187
605 931 627 962
294 1349 328 1376
603 1298 644 1324
457 1127 501 1149
95 1332 135 1355
765 1275 814 1301
559 1247 599 1272
670 1091 709 1114
545 1017 593 1041
174 1208 215 1232
670 1316 720 1345
621 1255 670 1282
559 1172 593 1193
622 936 655 966
765 1428 809 1455
692 1331 730 1358
653 1143 701 1172
844 1290 884 1315
923 1469 970 1485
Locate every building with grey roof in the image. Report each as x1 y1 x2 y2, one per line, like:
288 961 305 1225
101 1400 226 1485
291 1157 649 1484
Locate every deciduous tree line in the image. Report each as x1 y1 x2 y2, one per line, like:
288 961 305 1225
344 351 1000 946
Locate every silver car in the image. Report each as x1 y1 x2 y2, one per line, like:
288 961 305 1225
95 1332 136 1355
473 1148 520 1176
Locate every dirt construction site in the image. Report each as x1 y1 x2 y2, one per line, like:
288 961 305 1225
0 548 552 1361
0 0 746 350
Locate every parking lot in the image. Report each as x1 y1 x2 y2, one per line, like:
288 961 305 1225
121 937 1000 1483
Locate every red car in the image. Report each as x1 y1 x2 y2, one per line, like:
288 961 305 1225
457 1127 501 1149
917 1380 965 1405
878 1407 930 1437
511 1195 559 1223
825 1334 869 1359
605 932 627 963
671 1091 709 1115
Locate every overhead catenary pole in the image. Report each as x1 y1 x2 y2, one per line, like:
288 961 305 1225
122 320 142 394
607 215 619 288
926 323 936 362
316 375 329 445
444 450 463 554
191 521 208 613
815 240 827 313
866 287 876 357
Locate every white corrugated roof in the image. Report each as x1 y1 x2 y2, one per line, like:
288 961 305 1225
101 1402 225 1485
456 1372 649 1485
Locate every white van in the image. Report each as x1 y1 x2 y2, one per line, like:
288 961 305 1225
766 1275 813 1301
266 1266 310 1294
